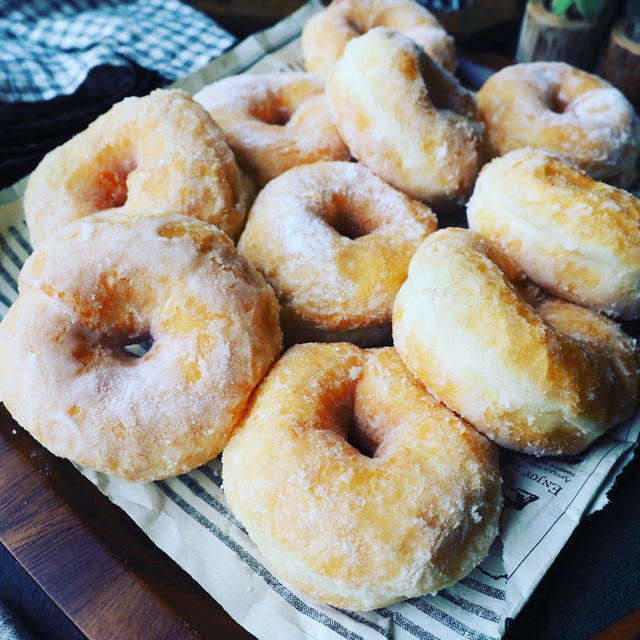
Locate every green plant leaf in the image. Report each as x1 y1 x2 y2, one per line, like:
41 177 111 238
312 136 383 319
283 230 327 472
575 0 606 19
551 0 575 14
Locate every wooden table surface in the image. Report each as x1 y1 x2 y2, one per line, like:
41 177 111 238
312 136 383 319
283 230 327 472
0 404 255 640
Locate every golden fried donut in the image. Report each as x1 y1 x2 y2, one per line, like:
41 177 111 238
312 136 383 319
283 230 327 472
467 148 640 320
24 89 254 246
302 0 456 76
222 343 502 610
194 72 350 186
326 28 484 210
0 213 281 481
237 161 437 346
476 62 640 187
393 228 640 456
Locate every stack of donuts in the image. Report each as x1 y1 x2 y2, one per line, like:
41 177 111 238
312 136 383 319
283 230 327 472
1 0 640 612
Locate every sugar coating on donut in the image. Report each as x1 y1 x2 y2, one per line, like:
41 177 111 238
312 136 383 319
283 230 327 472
476 62 640 187
326 28 484 210
194 72 350 186
302 0 456 77
393 227 640 456
24 89 255 246
467 148 640 319
222 343 502 610
238 161 437 346
0 213 281 481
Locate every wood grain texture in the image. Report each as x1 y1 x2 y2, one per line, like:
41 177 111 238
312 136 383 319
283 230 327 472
185 0 307 38
593 608 640 640
515 0 606 71
0 403 255 640
603 18 640 110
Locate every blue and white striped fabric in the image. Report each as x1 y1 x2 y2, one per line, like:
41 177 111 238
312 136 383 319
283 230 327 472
0 0 235 102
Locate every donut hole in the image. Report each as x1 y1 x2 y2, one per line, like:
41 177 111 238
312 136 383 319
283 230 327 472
548 90 570 114
345 410 378 458
91 157 137 211
70 326 154 367
326 195 377 240
331 383 381 458
330 212 370 240
121 334 155 358
417 54 456 112
250 102 292 126
98 329 154 360
346 16 364 35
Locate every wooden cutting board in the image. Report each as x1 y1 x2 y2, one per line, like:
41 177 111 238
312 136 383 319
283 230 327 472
0 403 255 640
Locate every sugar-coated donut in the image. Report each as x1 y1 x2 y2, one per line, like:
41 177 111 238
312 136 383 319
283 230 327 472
194 73 350 187
476 62 640 187
326 28 485 210
24 89 254 246
302 0 456 76
393 228 640 456
0 213 281 482
467 148 640 320
222 343 502 610
237 161 437 346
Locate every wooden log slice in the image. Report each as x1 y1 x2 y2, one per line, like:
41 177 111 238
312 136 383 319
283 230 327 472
516 0 606 71
603 18 640 110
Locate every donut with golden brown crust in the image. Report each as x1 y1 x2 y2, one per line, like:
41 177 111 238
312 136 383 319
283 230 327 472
237 161 437 346
476 62 640 187
302 0 456 76
194 72 350 187
393 228 640 456
467 148 640 319
222 343 502 610
0 213 281 481
24 89 254 245
326 28 484 210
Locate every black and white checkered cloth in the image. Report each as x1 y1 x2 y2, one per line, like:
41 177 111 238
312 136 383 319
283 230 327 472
0 0 235 102
0 0 235 188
